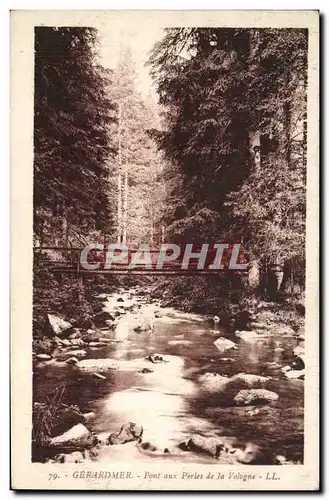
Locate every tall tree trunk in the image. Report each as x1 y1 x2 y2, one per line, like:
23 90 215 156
122 161 128 244
117 102 122 243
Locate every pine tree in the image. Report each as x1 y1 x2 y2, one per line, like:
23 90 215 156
34 27 117 244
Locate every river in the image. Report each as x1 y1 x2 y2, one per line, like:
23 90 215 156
33 287 304 464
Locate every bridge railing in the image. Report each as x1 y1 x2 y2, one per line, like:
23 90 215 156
33 246 248 275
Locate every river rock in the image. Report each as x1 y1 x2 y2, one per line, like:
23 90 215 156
81 332 99 342
66 357 79 365
92 311 115 326
168 340 193 346
235 330 260 342
63 349 87 359
230 442 262 464
61 339 72 347
234 389 279 406
276 326 295 336
284 369 305 380
147 354 167 364
78 359 119 373
68 330 82 340
231 373 270 386
70 338 86 347
134 321 153 333
47 313 72 336
234 310 252 330
117 298 124 303
184 434 225 458
213 337 236 352
89 341 109 348
138 368 153 374
36 353 52 361
291 354 305 370
49 424 97 450
49 450 97 464
199 373 229 392
83 412 96 422
250 322 267 330
107 422 143 445
53 336 64 346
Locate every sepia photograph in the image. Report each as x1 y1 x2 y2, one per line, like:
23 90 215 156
10 10 319 491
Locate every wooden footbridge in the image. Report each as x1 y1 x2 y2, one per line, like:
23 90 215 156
34 245 247 276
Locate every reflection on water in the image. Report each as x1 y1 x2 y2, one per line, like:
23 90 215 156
33 291 304 463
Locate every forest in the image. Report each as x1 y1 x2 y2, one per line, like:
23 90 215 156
33 26 307 326
32 26 307 465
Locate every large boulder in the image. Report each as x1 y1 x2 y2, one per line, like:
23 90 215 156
234 389 279 406
49 424 97 451
213 337 236 352
47 314 72 336
106 422 143 445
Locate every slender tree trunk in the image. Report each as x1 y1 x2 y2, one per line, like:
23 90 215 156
122 160 128 244
117 102 122 243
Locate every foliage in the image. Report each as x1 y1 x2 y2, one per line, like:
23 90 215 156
34 27 116 241
149 28 307 293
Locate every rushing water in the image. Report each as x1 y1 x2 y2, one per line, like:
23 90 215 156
33 289 304 464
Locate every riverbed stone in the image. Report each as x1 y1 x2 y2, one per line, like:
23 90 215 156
107 422 143 445
49 424 97 451
284 369 305 380
235 330 260 342
233 388 279 406
77 358 119 373
92 311 115 326
62 349 87 359
66 357 79 365
36 353 52 361
47 313 72 336
68 330 82 340
213 337 236 352
70 338 86 347
231 373 270 386
184 434 225 458
89 341 109 348
199 373 229 392
61 339 72 347
134 320 153 333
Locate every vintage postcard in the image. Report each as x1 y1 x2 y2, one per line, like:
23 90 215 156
11 10 319 491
